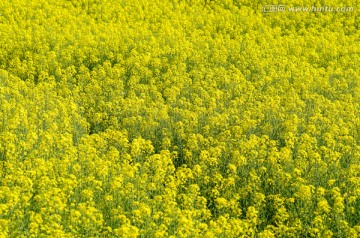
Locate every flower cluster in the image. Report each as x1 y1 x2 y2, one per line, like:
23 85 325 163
0 0 359 237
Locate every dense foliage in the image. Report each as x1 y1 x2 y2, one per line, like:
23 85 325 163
0 0 359 237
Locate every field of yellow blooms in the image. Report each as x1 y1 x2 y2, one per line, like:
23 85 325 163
0 0 359 237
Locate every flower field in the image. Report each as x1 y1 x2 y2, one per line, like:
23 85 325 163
0 0 359 237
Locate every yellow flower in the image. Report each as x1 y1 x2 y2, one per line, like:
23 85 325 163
105 195 113 201
114 224 139 238
328 179 336 186
295 185 312 200
216 197 228 209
